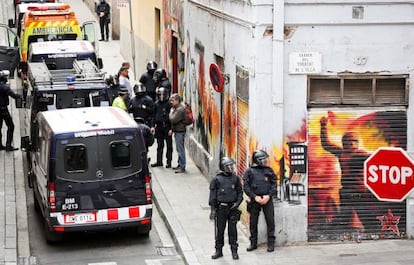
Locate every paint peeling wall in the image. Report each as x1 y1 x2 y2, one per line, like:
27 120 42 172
160 0 414 244
284 1 414 137
183 0 278 179
283 0 414 243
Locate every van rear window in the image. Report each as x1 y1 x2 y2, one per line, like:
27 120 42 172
64 145 87 172
111 141 131 168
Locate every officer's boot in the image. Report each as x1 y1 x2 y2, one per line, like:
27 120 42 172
211 248 223 259
231 249 239 260
267 242 275 252
246 241 257 252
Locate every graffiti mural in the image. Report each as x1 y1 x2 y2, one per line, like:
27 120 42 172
308 109 407 241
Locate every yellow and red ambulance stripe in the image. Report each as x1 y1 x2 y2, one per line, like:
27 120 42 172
27 20 78 28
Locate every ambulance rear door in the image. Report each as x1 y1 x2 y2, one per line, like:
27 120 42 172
81 21 102 68
0 24 19 75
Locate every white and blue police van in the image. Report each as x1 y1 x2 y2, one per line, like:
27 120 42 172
28 40 103 69
21 107 152 242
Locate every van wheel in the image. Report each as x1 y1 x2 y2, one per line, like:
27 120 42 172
44 221 63 243
137 229 150 238
32 189 40 213
27 171 34 188
136 224 151 238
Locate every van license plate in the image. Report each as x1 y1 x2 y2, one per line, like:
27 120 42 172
64 213 96 224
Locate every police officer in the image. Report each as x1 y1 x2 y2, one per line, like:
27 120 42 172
0 70 22 151
153 68 172 96
150 87 172 168
209 157 243 260
96 0 110 41
134 117 154 152
139 61 158 101
243 150 277 252
128 83 154 126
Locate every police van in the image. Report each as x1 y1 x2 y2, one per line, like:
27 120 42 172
28 40 103 69
21 58 110 145
21 107 153 242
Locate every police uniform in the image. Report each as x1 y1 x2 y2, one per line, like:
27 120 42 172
209 170 243 259
96 0 110 41
139 71 157 101
150 98 172 167
128 93 154 126
243 164 277 251
0 76 21 151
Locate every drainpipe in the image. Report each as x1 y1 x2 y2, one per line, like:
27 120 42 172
273 0 285 173
128 0 136 79
273 0 284 106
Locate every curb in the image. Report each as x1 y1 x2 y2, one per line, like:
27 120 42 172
151 170 201 265
11 86 32 265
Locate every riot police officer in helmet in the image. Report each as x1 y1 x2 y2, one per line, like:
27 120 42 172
153 68 172 96
150 87 173 168
128 83 154 126
139 61 158 101
209 157 243 260
243 149 277 252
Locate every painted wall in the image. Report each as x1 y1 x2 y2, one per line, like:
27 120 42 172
157 0 414 244
282 0 414 243
308 109 407 241
183 0 280 177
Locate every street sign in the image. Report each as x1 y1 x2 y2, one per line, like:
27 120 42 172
209 63 224 93
364 147 414 202
117 2 129 9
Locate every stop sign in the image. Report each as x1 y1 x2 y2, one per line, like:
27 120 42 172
364 147 414 202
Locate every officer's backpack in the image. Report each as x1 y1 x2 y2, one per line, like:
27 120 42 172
183 102 194 126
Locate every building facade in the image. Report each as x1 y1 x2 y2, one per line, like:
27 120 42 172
116 0 414 244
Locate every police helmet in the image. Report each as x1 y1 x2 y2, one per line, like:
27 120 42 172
156 86 168 101
220 157 235 174
252 149 269 166
147 61 158 72
134 117 145 124
0 70 10 82
134 82 146 95
153 68 166 83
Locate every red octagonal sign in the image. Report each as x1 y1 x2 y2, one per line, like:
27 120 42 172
364 147 414 202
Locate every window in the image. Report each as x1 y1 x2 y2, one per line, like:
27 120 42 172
111 141 131 168
308 75 408 107
64 145 87 172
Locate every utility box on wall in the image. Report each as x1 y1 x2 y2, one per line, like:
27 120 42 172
286 142 307 204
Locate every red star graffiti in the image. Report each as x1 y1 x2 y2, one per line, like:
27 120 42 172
377 209 400 236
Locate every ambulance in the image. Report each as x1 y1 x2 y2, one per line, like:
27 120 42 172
1 3 97 77
12 2 66 36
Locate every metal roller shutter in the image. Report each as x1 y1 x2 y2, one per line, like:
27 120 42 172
307 108 407 242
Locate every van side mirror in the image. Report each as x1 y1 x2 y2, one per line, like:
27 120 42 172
20 136 31 152
97 58 103 69
8 19 15 28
